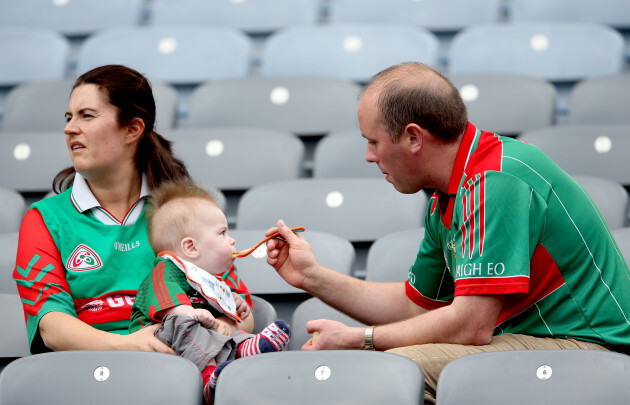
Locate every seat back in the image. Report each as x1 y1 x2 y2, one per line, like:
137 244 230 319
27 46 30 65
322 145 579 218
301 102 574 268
366 228 425 282
449 73 556 136
236 178 427 242
77 26 252 85
229 230 354 295
568 73 630 125
436 350 630 405
509 0 630 29
261 24 440 83
0 350 203 405
572 175 629 230
250 295 278 334
448 22 625 82
0 189 25 233
612 227 630 265
214 350 424 404
312 130 383 178
0 232 19 294
289 297 366 350
0 293 30 367
519 124 630 186
187 76 360 136
0 27 70 86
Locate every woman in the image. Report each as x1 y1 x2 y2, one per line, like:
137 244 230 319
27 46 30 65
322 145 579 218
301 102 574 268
13 65 193 353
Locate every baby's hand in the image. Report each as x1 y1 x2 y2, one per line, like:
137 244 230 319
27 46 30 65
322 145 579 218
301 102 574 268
233 292 251 320
192 308 217 329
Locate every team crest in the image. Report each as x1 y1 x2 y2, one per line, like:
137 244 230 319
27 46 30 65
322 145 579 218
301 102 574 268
67 244 103 271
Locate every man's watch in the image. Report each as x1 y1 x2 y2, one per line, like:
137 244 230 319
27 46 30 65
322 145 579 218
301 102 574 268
364 326 375 350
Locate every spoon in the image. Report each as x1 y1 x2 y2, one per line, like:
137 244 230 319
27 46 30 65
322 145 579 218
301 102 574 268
232 227 305 258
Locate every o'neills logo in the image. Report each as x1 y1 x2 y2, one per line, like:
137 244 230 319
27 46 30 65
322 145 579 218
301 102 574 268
67 244 103 271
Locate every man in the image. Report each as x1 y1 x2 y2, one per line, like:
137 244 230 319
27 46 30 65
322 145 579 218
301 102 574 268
265 62 630 404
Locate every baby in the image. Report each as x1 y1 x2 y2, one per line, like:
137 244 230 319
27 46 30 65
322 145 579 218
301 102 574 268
130 181 290 404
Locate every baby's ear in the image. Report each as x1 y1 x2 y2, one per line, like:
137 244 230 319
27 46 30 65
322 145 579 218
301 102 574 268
180 237 199 259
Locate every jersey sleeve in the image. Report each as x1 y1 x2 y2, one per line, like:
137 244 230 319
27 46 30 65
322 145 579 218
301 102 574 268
12 208 76 353
452 171 543 296
406 196 455 310
222 264 253 309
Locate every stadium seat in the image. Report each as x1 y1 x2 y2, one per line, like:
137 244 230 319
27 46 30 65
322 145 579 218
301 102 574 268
0 351 203 404
0 293 29 375
436 350 630 404
289 297 366 350
229 230 355 296
366 228 426 282
0 0 144 37
214 350 424 404
76 26 253 85
568 73 630 125
236 178 428 243
186 76 360 136
509 0 630 29
448 73 557 136
0 131 72 193
261 24 440 83
250 295 278 334
167 128 304 191
312 130 383 178
151 82 180 130
519 124 630 186
0 189 26 233
448 22 625 82
572 175 629 230
0 232 18 295
328 0 502 32
612 227 630 264
149 0 320 35
0 27 70 87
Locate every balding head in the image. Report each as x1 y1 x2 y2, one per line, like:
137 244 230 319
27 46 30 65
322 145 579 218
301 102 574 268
362 62 468 143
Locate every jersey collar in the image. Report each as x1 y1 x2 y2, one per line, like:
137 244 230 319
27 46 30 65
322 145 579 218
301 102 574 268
446 122 481 195
70 172 150 226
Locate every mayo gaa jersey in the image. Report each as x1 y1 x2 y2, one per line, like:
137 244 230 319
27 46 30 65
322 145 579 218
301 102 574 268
129 254 252 333
13 177 155 353
406 123 630 347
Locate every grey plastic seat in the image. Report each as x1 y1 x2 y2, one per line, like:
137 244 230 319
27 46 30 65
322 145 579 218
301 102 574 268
0 350 204 404
229 230 355 295
0 232 19 295
366 228 426 282
572 175 629 230
168 128 304 191
509 0 630 29
0 0 143 37
519 124 630 186
261 24 440 83
288 297 366 351
448 22 625 82
0 27 70 87
250 295 278 334
76 26 252 85
436 350 630 405
0 189 26 233
187 76 360 136
149 0 320 35
568 73 630 125
214 350 424 404
0 293 29 375
0 131 73 193
612 227 630 264
312 130 383 178
328 0 502 32
449 73 557 136
236 178 428 243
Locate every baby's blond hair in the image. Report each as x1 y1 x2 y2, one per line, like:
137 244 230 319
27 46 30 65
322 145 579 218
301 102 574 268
146 180 219 254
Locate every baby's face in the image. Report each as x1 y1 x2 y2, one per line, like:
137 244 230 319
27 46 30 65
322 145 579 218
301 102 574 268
190 199 236 275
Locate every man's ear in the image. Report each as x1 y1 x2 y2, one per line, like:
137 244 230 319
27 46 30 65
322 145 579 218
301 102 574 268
180 237 199 259
404 123 424 154
125 117 145 144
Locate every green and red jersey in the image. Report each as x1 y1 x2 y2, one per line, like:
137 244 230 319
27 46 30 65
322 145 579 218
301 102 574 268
129 254 252 333
407 123 630 346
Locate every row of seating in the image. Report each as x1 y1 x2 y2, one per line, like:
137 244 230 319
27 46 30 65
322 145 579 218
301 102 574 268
1 0 630 37
1 20 628 89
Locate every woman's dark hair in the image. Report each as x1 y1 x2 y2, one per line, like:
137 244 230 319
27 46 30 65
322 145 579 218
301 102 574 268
53 64 190 193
